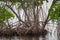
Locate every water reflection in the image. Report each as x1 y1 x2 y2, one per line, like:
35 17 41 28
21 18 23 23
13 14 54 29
0 35 47 40
13 36 40 40
0 31 57 40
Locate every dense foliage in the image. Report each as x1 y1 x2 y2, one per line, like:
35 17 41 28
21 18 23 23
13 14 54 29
0 7 14 25
0 0 48 8
49 1 60 21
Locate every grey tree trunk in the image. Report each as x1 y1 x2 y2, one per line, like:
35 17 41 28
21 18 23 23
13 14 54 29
57 20 60 40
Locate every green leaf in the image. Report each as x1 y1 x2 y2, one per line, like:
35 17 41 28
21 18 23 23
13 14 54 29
49 1 60 21
0 7 14 25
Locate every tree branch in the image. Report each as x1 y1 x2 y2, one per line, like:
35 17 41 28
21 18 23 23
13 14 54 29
5 5 30 27
42 13 50 29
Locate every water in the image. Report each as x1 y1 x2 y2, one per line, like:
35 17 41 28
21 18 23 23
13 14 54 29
0 36 50 40
0 30 58 40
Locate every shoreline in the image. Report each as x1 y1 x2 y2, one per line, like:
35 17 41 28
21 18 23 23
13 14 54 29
0 29 48 37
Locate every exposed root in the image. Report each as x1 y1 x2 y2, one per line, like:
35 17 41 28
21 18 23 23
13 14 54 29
0 27 48 36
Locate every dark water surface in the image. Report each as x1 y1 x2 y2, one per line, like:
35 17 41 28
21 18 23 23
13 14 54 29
0 36 46 40
0 34 58 40
0 31 58 40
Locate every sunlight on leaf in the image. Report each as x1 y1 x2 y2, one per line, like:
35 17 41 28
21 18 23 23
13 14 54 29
0 7 14 25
